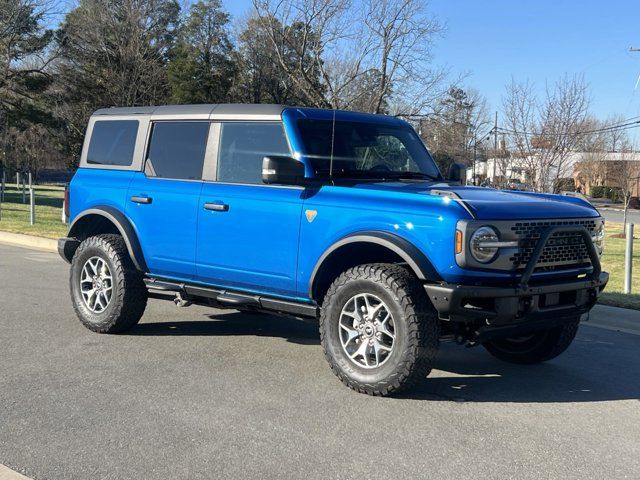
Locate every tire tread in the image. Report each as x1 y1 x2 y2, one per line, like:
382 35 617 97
319 263 439 396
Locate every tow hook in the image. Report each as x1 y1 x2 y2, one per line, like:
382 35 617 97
174 293 192 307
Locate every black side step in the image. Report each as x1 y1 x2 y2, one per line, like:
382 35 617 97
144 278 184 292
145 278 319 319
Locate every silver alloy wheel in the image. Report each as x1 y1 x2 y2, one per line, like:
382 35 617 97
80 256 113 313
339 293 395 369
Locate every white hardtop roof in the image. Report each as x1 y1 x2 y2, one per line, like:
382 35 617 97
92 103 287 117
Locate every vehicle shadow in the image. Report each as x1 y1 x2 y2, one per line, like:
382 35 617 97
404 332 640 403
128 311 320 346
129 313 640 403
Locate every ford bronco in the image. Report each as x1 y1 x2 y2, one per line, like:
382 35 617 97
59 104 608 396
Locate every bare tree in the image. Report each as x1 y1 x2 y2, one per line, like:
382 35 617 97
502 75 590 192
250 0 446 114
419 87 490 176
607 151 640 231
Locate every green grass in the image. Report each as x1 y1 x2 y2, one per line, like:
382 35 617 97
0 187 639 309
598 222 640 310
0 185 68 239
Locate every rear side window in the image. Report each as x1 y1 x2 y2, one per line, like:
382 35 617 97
87 120 139 166
217 122 290 184
145 122 210 180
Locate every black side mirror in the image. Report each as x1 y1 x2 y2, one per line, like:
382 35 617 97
262 156 306 186
448 163 467 184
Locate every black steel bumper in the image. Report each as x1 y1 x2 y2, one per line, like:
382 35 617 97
425 224 609 327
58 237 79 264
424 272 608 325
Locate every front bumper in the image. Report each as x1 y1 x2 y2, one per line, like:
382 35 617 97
424 271 608 325
58 237 79 263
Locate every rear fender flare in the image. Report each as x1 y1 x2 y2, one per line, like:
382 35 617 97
66 206 148 272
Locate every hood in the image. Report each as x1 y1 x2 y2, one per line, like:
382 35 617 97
349 181 600 220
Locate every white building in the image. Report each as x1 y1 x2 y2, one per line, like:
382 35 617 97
467 152 640 193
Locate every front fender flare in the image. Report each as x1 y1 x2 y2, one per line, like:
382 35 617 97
308 231 441 297
66 206 148 272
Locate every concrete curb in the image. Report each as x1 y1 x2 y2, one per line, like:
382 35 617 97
0 231 57 253
0 465 33 480
583 304 640 336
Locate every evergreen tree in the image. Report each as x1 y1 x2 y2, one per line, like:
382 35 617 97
0 0 54 169
53 0 180 164
167 0 236 104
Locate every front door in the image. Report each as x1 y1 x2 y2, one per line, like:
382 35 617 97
196 121 304 297
126 121 210 280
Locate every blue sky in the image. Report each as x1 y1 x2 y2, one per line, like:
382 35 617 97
223 0 640 122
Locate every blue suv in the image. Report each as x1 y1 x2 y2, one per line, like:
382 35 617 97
59 104 608 396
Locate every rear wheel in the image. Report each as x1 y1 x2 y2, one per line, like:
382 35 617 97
483 317 580 365
70 234 148 333
319 264 439 396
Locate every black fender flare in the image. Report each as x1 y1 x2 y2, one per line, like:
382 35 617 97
66 206 148 272
308 231 441 297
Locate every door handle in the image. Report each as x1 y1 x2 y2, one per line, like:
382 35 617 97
131 196 152 204
204 202 229 212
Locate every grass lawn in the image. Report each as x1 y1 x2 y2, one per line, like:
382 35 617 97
0 185 68 239
0 186 639 309
598 222 640 310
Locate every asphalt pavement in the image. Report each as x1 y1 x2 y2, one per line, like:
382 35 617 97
600 207 640 225
1 244 639 480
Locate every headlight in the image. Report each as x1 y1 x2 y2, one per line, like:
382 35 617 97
469 226 500 263
593 223 605 255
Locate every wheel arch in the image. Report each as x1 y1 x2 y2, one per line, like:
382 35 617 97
64 207 147 272
309 231 440 303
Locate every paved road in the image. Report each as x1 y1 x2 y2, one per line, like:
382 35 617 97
600 207 640 225
1 244 639 480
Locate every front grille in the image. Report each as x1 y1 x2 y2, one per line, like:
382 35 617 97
508 219 598 271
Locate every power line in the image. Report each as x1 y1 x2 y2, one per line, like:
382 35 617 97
494 117 640 138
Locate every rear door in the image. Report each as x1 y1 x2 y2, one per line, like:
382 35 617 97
126 121 211 280
196 121 304 297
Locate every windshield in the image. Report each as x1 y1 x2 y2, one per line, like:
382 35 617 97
296 119 441 180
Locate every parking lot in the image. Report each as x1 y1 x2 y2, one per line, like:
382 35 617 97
1 243 639 480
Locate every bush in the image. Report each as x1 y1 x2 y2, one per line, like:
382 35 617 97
590 185 607 198
590 185 624 201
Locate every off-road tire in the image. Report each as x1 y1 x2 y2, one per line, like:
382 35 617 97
70 234 147 333
483 316 580 365
319 263 440 396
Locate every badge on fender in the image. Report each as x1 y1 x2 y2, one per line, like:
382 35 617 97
305 209 317 222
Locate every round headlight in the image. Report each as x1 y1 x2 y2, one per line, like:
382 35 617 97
470 226 500 263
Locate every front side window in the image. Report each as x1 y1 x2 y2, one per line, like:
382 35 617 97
217 122 290 184
87 120 139 166
145 121 210 180
296 119 441 180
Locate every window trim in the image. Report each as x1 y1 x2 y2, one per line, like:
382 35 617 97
142 120 211 182
212 120 294 186
80 115 150 171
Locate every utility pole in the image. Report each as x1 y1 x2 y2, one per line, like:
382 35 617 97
492 112 498 184
472 130 477 186
631 48 640 89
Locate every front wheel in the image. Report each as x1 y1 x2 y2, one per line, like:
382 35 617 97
320 264 440 396
483 317 580 365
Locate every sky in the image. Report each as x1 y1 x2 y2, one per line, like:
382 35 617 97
222 0 640 124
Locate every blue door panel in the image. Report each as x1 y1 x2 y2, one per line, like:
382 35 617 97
126 172 203 279
196 184 304 296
